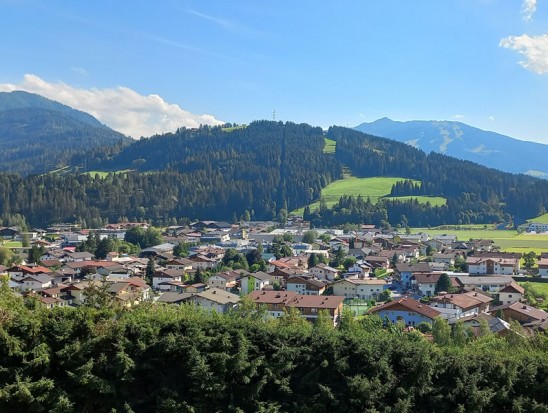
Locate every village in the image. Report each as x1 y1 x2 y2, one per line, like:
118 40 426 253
1 217 548 337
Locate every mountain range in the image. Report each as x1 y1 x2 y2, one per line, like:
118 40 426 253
0 91 131 175
355 118 548 178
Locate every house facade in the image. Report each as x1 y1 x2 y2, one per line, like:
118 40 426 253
368 298 441 326
332 278 388 300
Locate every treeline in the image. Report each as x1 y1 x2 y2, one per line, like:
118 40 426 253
0 288 547 412
305 194 506 228
326 126 548 224
0 121 340 228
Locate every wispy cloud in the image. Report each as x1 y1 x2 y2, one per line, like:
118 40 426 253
522 0 537 21
0 74 223 138
452 114 465 120
488 115 496 122
71 67 89 76
185 8 265 37
500 34 548 74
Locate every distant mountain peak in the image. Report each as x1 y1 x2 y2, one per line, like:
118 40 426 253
355 118 548 178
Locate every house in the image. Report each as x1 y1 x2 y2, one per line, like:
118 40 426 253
208 271 239 291
152 269 185 290
188 254 218 270
107 277 151 306
410 273 460 297
156 292 194 304
165 258 194 272
286 276 326 295
247 291 344 324
396 262 432 288
466 256 519 275
429 292 493 323
432 253 456 266
332 278 388 300
247 290 299 317
363 256 391 269
368 297 441 326
285 295 344 324
455 276 514 293
528 222 548 233
538 258 548 278
187 288 240 314
459 313 511 336
18 274 54 291
0 226 18 239
347 261 373 278
240 272 271 294
498 281 525 305
65 251 95 262
308 263 339 281
489 302 548 325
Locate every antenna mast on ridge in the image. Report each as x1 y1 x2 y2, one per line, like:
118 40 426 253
272 110 276 121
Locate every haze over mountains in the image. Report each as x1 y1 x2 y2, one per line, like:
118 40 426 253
355 118 548 178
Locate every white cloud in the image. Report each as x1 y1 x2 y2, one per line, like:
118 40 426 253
500 34 548 74
488 115 496 121
452 114 465 120
522 0 537 21
0 74 223 138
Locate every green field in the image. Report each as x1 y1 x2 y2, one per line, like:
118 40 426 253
1 241 23 248
293 176 417 215
530 212 548 223
323 138 336 154
412 227 548 254
385 196 447 206
221 124 247 132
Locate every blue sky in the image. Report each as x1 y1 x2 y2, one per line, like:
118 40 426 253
1 0 548 142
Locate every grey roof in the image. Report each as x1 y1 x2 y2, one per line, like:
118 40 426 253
456 276 514 285
157 292 194 303
191 288 240 305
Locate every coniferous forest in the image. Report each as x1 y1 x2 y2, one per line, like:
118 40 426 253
0 287 547 413
0 120 548 228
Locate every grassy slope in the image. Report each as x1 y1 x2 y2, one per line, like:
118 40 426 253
530 212 548 223
323 138 336 154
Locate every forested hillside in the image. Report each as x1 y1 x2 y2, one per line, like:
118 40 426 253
0 91 130 175
303 127 548 227
0 288 547 413
0 121 340 228
1 116 548 228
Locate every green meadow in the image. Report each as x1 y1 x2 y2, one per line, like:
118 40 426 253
412 227 548 254
323 138 336 154
293 176 431 215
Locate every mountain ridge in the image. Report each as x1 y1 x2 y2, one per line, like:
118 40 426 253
355 118 548 178
0 91 131 175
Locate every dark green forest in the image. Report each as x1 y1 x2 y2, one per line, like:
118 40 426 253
0 121 340 228
0 90 131 175
1 120 548 228
303 127 548 227
0 286 547 413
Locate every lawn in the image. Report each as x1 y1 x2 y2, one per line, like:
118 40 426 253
1 241 23 248
530 212 548 223
323 138 336 154
343 298 373 316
